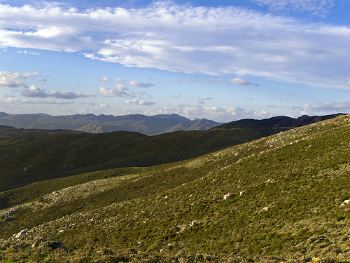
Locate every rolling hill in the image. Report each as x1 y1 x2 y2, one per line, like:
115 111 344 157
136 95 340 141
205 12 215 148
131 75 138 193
0 126 278 192
0 125 82 138
0 115 349 262
215 114 343 130
0 114 340 192
0 112 219 135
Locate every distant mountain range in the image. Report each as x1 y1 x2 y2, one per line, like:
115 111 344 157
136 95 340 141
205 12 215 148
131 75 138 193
0 112 219 135
0 112 344 136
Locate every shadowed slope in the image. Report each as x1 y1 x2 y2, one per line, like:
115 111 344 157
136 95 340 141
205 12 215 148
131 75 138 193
0 114 340 191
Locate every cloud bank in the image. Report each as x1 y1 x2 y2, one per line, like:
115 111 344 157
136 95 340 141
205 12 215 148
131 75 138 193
125 99 155 106
0 71 38 88
0 71 90 100
0 2 349 88
22 85 90 99
128 80 155 89
254 0 335 16
230 77 258 86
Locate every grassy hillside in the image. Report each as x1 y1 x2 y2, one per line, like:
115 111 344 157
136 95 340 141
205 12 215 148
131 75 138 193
0 126 283 191
0 115 349 262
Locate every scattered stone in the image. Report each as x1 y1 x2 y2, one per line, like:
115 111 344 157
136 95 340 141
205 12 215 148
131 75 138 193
266 179 275 184
189 220 197 228
0 207 19 221
22 166 30 173
223 193 231 201
31 241 40 248
14 229 27 239
340 200 350 207
343 200 350 205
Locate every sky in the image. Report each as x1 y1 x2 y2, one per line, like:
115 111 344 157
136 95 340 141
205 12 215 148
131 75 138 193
0 0 349 122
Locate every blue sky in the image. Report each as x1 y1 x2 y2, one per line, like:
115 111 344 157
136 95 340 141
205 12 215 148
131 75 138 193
0 0 349 121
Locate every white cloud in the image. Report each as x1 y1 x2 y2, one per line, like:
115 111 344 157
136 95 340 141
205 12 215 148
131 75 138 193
198 97 213 105
230 77 258 86
98 78 155 97
0 71 38 88
5 96 26 104
0 71 90 100
16 50 40 56
0 2 349 88
21 85 90 99
269 101 350 116
144 104 271 122
254 0 335 16
3 96 75 105
98 85 133 97
128 80 154 88
302 101 350 114
170 94 182 99
99 76 110 82
125 99 155 106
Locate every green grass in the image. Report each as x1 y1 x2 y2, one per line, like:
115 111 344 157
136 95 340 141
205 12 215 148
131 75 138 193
0 115 350 262
0 127 284 192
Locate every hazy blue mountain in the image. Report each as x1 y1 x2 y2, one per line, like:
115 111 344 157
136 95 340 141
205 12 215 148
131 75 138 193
0 112 219 135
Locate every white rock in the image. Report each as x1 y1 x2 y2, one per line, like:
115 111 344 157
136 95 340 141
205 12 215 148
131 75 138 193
189 220 196 228
239 191 244 196
14 229 27 239
341 200 350 207
223 193 231 201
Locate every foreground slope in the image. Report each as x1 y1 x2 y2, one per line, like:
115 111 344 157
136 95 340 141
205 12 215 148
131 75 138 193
0 115 350 262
